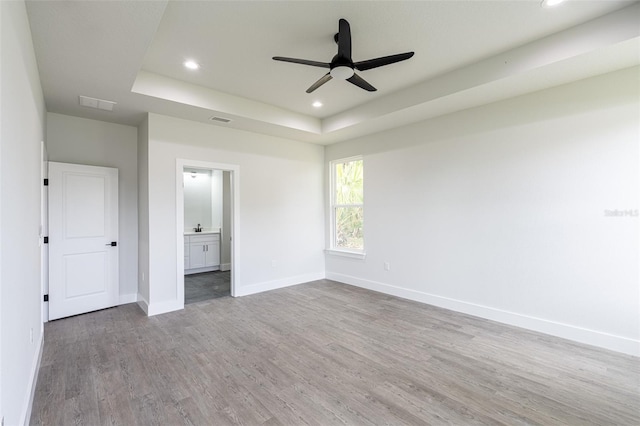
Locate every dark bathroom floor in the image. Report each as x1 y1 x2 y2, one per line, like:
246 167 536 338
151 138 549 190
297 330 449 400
184 270 230 304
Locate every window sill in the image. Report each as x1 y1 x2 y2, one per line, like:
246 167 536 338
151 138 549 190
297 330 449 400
324 249 366 260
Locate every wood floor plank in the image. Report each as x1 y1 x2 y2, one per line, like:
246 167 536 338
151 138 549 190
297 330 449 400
31 279 640 425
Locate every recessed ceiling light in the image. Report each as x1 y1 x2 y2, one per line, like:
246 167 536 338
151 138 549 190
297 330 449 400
541 0 565 7
184 60 200 70
312 101 323 108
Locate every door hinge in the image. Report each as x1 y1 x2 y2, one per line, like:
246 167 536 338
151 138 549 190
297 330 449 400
43 236 48 244
43 178 48 186
43 294 49 302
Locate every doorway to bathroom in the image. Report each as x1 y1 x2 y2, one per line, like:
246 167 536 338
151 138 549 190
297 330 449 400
176 159 238 306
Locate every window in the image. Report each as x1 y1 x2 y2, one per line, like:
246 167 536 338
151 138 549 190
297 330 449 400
330 157 364 256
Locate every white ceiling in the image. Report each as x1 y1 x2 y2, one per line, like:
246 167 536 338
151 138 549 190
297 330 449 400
26 0 640 145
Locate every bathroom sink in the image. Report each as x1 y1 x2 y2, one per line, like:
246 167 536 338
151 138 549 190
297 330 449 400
184 229 220 236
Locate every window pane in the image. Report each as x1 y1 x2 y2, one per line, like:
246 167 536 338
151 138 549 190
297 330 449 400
335 160 363 204
335 206 363 250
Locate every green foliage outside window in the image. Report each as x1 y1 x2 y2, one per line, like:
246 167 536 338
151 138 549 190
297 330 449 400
334 159 363 250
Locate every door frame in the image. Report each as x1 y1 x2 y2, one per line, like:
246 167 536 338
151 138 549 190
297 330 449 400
41 142 49 322
176 159 239 302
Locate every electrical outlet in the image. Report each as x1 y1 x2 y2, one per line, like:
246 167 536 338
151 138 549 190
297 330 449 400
384 262 390 271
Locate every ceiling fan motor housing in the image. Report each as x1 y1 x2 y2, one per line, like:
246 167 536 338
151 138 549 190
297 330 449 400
273 18 414 93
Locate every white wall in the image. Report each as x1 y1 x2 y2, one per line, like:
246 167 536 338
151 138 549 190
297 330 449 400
183 169 213 231
46 113 139 303
0 1 46 424
144 113 325 313
211 169 222 230
326 67 639 356
183 169 223 232
137 117 150 308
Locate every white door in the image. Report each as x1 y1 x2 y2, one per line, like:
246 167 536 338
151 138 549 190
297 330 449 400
49 162 119 320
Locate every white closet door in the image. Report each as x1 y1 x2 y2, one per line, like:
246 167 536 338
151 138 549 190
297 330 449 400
49 162 119 320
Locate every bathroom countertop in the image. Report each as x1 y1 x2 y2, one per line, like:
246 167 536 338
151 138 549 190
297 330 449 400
184 229 220 236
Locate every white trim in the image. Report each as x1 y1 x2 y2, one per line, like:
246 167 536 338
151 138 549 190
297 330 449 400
118 293 138 305
235 272 326 297
324 249 366 260
329 156 364 252
136 294 149 315
176 159 239 307
20 331 44 426
326 272 640 357
184 266 219 275
147 299 183 317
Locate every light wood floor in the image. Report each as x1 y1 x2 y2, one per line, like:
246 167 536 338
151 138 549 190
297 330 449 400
31 280 639 425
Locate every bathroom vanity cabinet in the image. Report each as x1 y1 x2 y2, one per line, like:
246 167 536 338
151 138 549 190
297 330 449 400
184 232 220 274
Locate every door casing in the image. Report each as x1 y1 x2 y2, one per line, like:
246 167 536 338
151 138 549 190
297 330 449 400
176 159 239 305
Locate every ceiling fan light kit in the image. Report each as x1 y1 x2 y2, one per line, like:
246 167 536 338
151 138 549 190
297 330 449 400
330 66 354 80
273 18 414 93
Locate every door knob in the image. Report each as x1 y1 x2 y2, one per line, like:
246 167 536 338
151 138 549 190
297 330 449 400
105 242 117 246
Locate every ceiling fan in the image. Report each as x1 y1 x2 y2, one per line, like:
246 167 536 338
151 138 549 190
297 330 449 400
273 18 414 93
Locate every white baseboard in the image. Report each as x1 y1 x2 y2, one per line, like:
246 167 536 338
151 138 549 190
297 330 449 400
184 266 218 275
140 272 324 316
20 330 44 426
234 272 326 297
136 294 149 315
146 299 184 317
119 293 138 305
326 272 640 357
220 263 231 272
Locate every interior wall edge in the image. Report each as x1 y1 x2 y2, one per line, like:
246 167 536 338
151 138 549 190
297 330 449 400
119 294 138 305
136 296 149 316
19 330 43 426
1 1 46 424
146 299 183 317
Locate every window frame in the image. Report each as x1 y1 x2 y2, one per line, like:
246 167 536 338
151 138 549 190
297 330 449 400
327 156 366 259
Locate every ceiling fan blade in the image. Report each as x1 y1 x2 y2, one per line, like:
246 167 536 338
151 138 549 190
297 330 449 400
337 18 352 60
273 57 330 68
354 52 414 71
306 73 333 93
347 73 376 92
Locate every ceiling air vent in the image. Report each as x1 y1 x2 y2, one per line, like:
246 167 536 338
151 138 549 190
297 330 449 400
79 95 116 111
209 116 231 123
